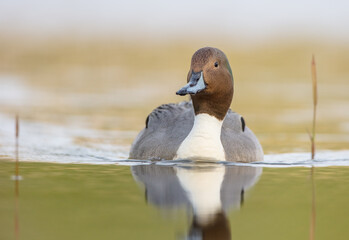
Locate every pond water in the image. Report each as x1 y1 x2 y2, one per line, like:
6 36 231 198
1 162 349 240
1 110 349 240
0 42 349 240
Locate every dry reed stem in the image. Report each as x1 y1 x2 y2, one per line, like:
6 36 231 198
310 55 318 160
15 115 19 176
309 56 318 240
15 115 20 240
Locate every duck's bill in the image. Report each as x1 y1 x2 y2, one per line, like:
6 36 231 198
176 71 206 96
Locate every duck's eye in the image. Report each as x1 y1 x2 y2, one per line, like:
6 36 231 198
214 62 219 67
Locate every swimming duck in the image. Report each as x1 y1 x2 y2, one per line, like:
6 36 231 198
129 47 263 162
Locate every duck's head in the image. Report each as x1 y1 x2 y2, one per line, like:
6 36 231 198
176 47 234 120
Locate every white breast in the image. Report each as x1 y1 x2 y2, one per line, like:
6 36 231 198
174 113 225 161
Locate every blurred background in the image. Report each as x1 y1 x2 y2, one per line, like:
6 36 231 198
0 0 349 154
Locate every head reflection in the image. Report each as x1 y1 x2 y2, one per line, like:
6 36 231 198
132 163 262 240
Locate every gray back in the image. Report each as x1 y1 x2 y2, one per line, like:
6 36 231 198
129 101 263 162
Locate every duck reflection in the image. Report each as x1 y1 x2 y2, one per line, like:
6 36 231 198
132 163 262 240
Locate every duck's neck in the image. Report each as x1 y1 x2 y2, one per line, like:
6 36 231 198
175 113 225 161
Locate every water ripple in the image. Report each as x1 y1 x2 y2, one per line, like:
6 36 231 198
1 113 348 167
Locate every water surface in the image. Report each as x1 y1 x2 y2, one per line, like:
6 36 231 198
1 161 349 240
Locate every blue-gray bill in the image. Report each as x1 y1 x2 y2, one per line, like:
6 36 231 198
176 71 206 96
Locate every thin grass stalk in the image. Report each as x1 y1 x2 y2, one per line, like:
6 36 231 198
15 115 20 240
15 115 19 177
311 55 318 159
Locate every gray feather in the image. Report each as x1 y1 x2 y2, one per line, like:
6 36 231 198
129 101 263 162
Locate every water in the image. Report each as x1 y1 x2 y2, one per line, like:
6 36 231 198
1 111 349 240
1 162 349 240
0 43 349 239
1 113 349 167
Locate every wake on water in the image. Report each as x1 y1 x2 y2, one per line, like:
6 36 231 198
1 113 348 168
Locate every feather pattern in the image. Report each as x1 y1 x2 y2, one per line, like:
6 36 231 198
129 101 263 162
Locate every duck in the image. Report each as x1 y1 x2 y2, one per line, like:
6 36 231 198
129 47 263 162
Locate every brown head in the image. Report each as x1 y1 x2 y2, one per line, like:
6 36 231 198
176 47 234 120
